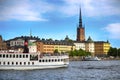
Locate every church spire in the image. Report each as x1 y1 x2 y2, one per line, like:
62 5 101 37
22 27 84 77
79 8 82 27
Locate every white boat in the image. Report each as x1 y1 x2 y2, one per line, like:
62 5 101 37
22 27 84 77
0 53 69 70
83 56 101 61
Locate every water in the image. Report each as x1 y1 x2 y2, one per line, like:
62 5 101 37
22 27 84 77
0 60 120 80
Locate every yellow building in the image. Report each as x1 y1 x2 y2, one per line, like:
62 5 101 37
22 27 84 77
94 41 110 56
36 40 75 54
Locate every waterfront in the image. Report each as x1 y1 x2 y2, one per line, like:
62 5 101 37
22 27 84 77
0 60 120 80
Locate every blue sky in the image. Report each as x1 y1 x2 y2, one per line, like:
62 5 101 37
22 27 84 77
0 0 120 48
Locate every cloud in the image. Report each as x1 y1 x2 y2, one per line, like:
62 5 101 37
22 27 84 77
59 0 120 17
104 23 120 39
0 0 53 21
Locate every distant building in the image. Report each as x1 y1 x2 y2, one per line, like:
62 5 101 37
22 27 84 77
28 40 37 53
0 35 7 50
85 36 95 55
6 36 40 52
36 40 75 54
94 41 110 56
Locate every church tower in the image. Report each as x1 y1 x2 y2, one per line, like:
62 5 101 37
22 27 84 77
76 8 85 41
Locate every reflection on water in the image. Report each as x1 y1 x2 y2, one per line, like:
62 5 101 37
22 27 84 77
0 60 120 80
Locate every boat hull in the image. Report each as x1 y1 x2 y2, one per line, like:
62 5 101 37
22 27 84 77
0 64 68 70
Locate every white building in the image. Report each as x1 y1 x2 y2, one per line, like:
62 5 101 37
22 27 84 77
85 36 95 54
28 40 37 53
10 39 24 47
74 42 85 50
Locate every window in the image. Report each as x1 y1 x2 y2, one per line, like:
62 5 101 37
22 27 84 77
3 62 5 65
19 55 22 58
42 60 44 62
32 62 34 65
52 59 54 62
26 55 28 58
16 55 18 58
23 55 25 58
39 60 41 62
10 54 12 58
3 54 5 58
20 62 22 65
8 62 10 65
12 62 14 65
24 62 26 65
0 62 1 65
0 54 1 57
6 54 8 58
13 54 15 58
28 62 30 65
16 62 18 65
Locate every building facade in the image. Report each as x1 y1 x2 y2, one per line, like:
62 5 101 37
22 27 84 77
94 41 110 56
0 35 7 50
36 40 75 54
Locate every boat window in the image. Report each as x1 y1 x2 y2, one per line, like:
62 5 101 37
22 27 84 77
12 62 14 65
46 59 47 62
0 54 1 57
13 54 15 58
3 62 5 65
49 59 51 62
23 55 25 58
20 62 22 65
55 59 57 62
32 62 34 65
19 55 22 58
0 62 1 65
3 54 5 58
8 62 10 65
39 60 41 62
24 62 26 65
58 59 60 62
42 60 44 62
10 54 12 58
61 59 63 61
28 62 30 65
16 62 18 65
52 59 54 62
6 54 8 58
16 55 18 58
26 55 28 58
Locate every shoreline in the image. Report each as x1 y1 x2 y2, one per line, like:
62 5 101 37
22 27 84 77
69 56 120 61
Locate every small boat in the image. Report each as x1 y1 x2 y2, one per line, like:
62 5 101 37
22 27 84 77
82 56 101 61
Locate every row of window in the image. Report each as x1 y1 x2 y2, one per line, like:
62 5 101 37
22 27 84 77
39 59 64 62
0 62 34 65
0 54 28 58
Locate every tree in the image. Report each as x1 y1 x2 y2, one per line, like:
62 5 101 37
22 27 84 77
54 49 59 53
108 47 118 57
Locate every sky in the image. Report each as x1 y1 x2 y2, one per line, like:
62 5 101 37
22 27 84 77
0 0 120 48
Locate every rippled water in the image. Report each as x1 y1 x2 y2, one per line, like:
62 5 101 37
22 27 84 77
0 60 120 80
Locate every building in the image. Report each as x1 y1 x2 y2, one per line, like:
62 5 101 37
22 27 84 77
36 40 75 54
94 41 110 56
73 42 85 51
28 40 37 53
76 8 85 41
6 36 40 52
0 35 7 50
85 36 95 55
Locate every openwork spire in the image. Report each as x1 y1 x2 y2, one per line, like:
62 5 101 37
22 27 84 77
79 8 82 27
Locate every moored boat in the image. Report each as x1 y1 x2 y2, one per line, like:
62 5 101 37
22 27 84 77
82 56 101 61
0 53 69 70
